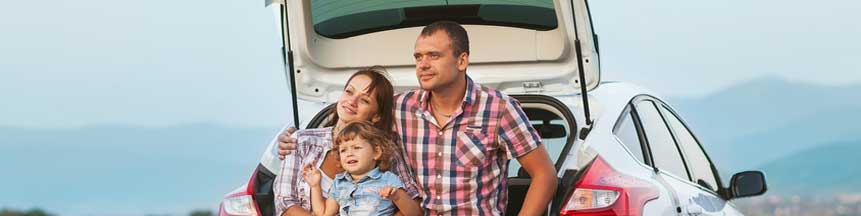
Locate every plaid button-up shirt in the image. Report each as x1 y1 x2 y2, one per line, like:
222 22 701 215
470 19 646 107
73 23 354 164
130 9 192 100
394 76 542 215
273 127 421 215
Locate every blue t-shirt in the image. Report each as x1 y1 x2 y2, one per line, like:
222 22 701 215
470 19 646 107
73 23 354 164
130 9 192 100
329 167 404 216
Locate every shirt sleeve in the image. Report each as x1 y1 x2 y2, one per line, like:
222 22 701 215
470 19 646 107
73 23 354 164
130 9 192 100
274 131 313 214
387 138 422 199
328 179 340 199
383 171 406 189
498 97 543 160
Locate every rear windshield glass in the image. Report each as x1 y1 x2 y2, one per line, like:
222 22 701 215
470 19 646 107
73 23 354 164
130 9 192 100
311 0 558 39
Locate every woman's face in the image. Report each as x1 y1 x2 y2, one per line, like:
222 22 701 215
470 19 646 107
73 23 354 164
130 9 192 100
336 74 380 125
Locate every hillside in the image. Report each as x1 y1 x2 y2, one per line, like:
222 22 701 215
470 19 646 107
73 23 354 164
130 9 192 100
0 124 280 215
758 140 861 195
669 77 861 174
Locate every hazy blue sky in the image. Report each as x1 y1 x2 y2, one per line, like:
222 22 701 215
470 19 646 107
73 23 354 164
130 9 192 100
1 0 859 129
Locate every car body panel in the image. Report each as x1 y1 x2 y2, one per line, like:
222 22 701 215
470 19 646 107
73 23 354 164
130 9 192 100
567 82 683 215
277 0 600 103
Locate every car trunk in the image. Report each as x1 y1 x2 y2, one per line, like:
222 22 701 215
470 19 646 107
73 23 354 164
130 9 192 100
260 0 602 213
298 94 579 215
272 0 601 105
503 95 578 215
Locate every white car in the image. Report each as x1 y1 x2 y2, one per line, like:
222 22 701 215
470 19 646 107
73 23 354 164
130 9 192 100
219 0 767 215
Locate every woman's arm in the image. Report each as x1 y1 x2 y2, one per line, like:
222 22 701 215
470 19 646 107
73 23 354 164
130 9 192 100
282 206 313 216
393 198 423 216
273 131 309 215
390 189 422 216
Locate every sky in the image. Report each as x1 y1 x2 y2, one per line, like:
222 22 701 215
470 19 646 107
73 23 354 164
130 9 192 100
1 1 859 127
1 0 859 215
592 0 861 94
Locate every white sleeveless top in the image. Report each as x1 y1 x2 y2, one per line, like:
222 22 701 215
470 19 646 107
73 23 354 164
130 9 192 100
302 150 335 199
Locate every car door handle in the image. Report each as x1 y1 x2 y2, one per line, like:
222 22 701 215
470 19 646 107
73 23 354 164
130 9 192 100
684 204 724 216
683 204 703 216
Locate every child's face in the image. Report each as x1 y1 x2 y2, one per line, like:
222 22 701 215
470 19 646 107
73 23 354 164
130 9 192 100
338 137 381 179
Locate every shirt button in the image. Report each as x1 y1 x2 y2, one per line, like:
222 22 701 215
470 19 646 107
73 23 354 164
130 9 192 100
437 152 442 157
438 131 443 136
436 196 441 200
437 174 442 179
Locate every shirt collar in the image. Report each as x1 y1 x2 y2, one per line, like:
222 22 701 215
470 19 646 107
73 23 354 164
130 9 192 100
336 167 383 183
418 75 477 109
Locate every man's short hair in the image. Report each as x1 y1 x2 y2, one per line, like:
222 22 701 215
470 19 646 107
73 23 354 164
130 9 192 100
420 21 470 57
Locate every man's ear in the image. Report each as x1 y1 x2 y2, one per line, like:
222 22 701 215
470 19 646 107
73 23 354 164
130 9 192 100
457 52 469 73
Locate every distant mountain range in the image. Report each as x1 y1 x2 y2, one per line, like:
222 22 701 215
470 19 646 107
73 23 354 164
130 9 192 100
758 140 861 195
0 124 281 216
671 77 861 195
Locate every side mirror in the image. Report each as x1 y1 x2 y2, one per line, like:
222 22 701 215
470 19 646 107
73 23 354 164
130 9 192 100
533 123 567 138
729 171 767 199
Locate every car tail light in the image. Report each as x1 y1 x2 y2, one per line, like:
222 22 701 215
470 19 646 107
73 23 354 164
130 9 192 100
220 169 261 216
560 156 659 216
222 195 257 216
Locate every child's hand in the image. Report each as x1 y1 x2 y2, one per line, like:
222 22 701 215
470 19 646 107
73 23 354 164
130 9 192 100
301 163 322 187
378 186 399 200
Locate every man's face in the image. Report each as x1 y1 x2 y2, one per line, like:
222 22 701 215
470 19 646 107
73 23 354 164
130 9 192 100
413 30 468 91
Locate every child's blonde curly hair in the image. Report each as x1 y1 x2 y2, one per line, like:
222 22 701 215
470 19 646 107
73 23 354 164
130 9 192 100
333 121 396 171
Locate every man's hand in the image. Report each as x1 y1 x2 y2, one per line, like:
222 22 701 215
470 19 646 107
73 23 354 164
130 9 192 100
277 127 298 159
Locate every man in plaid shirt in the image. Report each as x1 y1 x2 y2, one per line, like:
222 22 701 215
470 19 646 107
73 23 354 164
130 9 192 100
280 21 557 215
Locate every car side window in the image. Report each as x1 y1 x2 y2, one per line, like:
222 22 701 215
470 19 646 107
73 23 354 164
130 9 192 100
614 109 646 164
635 101 690 180
659 105 719 192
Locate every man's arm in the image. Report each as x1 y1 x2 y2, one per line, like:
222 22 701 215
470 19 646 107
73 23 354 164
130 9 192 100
516 146 557 215
497 97 557 215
